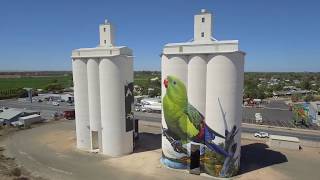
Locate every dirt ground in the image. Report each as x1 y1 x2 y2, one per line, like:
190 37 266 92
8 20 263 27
1 120 320 180
0 127 47 180
37 129 76 153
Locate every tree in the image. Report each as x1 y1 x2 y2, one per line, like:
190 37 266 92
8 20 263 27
301 80 311 90
51 79 58 83
304 94 314 102
44 83 63 91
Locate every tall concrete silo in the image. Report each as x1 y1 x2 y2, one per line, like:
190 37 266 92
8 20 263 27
72 20 134 156
161 9 245 177
72 58 90 150
87 58 101 150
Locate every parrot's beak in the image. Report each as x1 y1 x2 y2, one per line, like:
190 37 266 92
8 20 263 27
164 79 168 88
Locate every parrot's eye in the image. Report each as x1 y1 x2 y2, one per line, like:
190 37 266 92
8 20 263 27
173 81 176 85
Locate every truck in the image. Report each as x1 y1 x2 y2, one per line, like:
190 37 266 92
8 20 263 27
11 114 42 128
140 98 162 113
64 109 75 120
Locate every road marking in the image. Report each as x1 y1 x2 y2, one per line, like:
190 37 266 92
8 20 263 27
48 166 73 175
18 151 39 164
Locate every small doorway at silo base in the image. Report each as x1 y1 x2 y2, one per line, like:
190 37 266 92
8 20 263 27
189 144 200 175
91 131 99 150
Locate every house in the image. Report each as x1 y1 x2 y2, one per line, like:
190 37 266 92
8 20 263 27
150 77 160 82
0 109 22 125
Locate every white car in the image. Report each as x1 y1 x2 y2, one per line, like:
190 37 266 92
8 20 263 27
52 102 60 106
255 113 263 123
254 132 269 138
135 106 141 111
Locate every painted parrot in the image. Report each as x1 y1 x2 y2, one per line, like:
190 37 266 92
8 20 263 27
163 75 230 156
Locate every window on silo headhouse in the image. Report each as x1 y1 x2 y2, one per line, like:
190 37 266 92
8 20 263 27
179 46 183 52
202 17 205 23
201 32 204 37
104 40 106 44
104 28 106 32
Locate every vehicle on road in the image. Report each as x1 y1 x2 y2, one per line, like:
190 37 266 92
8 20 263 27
255 113 263 124
254 132 269 138
135 106 141 112
140 98 161 113
52 102 60 106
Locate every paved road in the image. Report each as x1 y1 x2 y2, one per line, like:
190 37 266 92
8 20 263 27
243 108 295 128
135 112 320 142
265 100 290 109
0 99 73 119
0 99 73 111
2 99 320 141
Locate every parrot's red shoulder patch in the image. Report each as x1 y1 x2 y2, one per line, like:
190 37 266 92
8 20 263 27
196 121 205 141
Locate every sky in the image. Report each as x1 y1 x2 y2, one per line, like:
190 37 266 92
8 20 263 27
0 0 320 72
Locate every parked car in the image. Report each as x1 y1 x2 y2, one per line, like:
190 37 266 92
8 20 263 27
64 110 75 120
140 106 148 112
254 132 269 138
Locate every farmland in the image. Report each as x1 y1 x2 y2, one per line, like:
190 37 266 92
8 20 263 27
0 75 73 90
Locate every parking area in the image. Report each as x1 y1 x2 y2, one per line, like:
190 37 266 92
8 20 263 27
0 98 74 120
243 108 295 128
1 98 319 130
243 100 320 130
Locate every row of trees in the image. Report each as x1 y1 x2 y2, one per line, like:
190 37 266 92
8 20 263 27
244 72 320 99
0 78 71 100
0 88 29 100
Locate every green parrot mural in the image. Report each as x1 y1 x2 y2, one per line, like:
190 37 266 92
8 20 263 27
163 75 206 146
162 75 239 177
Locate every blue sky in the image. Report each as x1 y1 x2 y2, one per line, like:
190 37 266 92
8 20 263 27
0 0 319 72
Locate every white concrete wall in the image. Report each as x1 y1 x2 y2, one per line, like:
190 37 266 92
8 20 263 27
72 59 91 150
161 55 169 129
99 56 133 156
161 55 188 160
205 52 244 163
188 55 207 115
194 11 212 42
87 58 102 150
118 56 134 154
99 23 114 47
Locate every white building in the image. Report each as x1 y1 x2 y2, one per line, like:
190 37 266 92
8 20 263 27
72 20 134 156
161 9 245 177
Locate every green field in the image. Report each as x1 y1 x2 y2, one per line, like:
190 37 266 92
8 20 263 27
0 75 73 90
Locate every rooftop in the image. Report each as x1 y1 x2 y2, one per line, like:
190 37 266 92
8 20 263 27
162 10 243 55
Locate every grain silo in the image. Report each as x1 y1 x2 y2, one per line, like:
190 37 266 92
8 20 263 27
72 20 134 156
161 9 245 177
